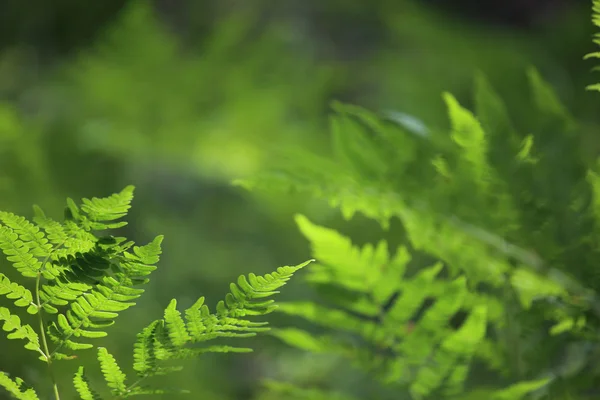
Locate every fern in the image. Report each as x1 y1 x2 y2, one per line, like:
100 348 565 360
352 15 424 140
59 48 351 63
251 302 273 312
270 215 500 398
0 273 36 313
244 59 600 397
0 307 43 358
0 372 39 400
72 261 311 397
73 367 101 400
0 186 309 399
585 0 600 92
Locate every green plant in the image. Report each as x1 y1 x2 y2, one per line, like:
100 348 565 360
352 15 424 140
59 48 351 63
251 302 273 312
585 0 600 92
0 185 310 399
239 3 600 399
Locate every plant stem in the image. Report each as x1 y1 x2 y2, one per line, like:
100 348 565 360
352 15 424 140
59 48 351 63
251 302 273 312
35 272 60 400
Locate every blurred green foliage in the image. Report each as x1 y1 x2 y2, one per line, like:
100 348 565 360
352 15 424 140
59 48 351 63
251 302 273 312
1 0 600 398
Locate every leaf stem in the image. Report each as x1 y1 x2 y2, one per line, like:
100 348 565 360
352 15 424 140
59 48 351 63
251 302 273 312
35 271 60 400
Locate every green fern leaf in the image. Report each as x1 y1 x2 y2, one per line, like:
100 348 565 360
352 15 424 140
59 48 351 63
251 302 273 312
0 212 52 258
46 234 162 352
510 267 566 309
151 320 175 361
122 235 163 277
295 214 397 294
526 67 574 130
80 185 135 223
0 307 44 359
97 347 128 396
0 226 42 278
32 206 96 259
585 0 600 91
0 371 39 400
277 301 375 337
220 261 313 318
443 92 490 191
408 305 487 398
125 260 310 390
131 235 163 265
181 261 312 344
171 345 254 361
269 327 350 354
164 299 191 346
73 367 103 400
441 304 487 352
0 273 37 314
133 320 160 377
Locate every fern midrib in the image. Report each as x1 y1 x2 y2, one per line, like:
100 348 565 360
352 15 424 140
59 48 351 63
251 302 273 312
35 237 72 400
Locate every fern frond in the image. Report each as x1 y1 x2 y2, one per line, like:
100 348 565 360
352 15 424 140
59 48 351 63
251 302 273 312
0 226 43 278
120 261 311 393
0 273 37 314
294 214 404 297
0 371 39 400
0 307 44 360
79 185 135 226
132 319 161 377
97 347 128 396
46 235 163 354
409 305 487 398
121 235 163 278
443 92 490 190
527 67 574 131
277 302 379 338
73 367 102 400
585 0 600 92
510 267 567 309
32 206 96 260
269 327 358 355
182 261 312 344
164 299 191 346
273 218 494 397
0 212 52 258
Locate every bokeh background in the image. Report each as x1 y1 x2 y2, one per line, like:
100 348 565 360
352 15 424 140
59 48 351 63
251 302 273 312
0 0 599 398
